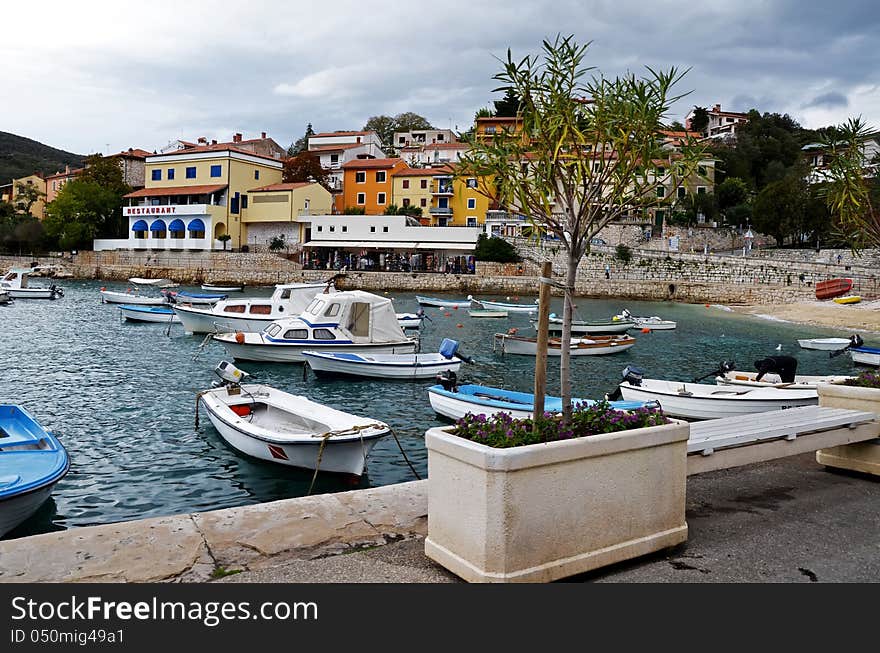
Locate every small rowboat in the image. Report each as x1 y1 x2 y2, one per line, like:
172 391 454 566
617 309 676 330
199 380 390 476
416 295 473 308
0 405 70 537
474 298 537 313
715 370 852 389
164 290 228 305
833 295 861 304
119 304 181 323
494 333 636 356
129 277 177 288
815 278 852 300
469 308 508 318
540 313 635 335
851 346 880 367
797 337 853 351
100 289 167 305
202 284 244 292
304 338 470 380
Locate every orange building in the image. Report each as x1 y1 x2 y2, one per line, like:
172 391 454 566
474 116 525 143
338 158 407 214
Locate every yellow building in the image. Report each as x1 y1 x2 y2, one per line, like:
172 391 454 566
449 172 494 227
242 182 333 248
118 144 283 250
11 174 47 219
390 167 442 223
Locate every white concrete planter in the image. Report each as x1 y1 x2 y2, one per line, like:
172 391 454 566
816 384 880 476
424 419 690 583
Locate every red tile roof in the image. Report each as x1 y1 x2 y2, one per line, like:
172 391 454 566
311 130 373 138
148 144 281 162
123 184 228 198
308 143 364 152
476 117 521 122
340 158 404 170
249 182 314 192
394 166 453 177
45 167 85 180
112 148 153 159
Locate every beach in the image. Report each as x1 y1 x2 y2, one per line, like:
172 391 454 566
733 299 880 334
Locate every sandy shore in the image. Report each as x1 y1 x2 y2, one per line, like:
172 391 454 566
732 299 880 334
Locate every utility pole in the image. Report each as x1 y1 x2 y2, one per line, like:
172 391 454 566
533 261 553 419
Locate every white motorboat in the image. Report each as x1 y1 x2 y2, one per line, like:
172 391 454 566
213 290 418 363
119 304 181 323
538 313 635 335
173 282 335 334
416 295 473 308
303 338 470 380
617 309 676 330
851 346 880 367
129 277 176 287
797 337 854 351
474 298 538 313
617 377 817 420
0 404 70 537
202 284 244 292
100 287 167 305
715 370 852 389
199 362 389 476
396 312 424 330
493 333 636 356
0 269 63 299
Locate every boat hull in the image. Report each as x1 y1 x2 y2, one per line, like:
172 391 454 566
495 333 636 356
101 291 165 305
545 321 634 334
476 300 537 313
215 337 418 363
815 278 853 300
716 370 852 389
469 309 508 318
173 305 275 334
851 347 880 366
0 486 54 538
416 295 472 308
304 351 461 380
202 285 243 292
119 305 181 323
8 288 60 299
833 295 861 304
797 338 851 351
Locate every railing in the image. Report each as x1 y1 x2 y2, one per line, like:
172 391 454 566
429 207 453 215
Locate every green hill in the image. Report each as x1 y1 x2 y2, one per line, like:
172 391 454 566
0 131 86 183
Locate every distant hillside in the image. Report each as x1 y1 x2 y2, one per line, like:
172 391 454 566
0 131 86 184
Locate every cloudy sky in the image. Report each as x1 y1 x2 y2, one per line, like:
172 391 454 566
3 0 878 155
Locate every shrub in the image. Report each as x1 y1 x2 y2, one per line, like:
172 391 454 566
474 233 520 263
451 400 669 449
842 370 880 389
615 243 632 264
268 235 286 251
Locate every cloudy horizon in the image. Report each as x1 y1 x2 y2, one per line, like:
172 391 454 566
3 0 879 156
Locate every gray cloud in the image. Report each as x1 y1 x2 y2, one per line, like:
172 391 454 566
803 92 849 110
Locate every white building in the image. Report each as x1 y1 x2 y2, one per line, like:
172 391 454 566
399 142 470 168
685 103 749 140
392 128 458 149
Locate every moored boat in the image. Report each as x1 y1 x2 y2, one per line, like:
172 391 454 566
815 278 853 300
303 338 469 380
100 287 166 305
199 362 390 476
616 309 676 330
469 308 508 318
118 304 181 323
163 290 228 305
0 405 70 538
396 312 424 330
494 332 636 356
833 295 861 304
797 337 854 351
416 295 473 308
129 277 176 287
473 298 537 313
1 269 63 300
715 369 852 389
202 283 244 292
538 313 635 335
851 346 880 367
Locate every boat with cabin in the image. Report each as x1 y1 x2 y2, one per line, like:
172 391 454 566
213 290 418 363
0 269 63 300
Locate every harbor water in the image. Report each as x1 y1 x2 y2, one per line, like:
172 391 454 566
1 279 869 539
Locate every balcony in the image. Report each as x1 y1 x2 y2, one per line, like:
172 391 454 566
429 207 453 215
432 184 454 196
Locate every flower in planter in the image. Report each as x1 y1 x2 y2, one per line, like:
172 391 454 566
452 400 670 449
841 370 880 389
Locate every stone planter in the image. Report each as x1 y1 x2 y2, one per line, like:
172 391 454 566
816 384 880 476
424 419 690 583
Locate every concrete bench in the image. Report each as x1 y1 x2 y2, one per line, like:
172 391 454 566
686 406 880 475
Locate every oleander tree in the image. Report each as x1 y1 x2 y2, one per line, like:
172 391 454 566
460 34 708 423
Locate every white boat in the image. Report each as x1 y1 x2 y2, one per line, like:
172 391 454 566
493 333 636 356
129 277 176 287
469 308 508 318
851 346 880 367
199 363 389 476
163 290 227 305
617 309 676 330
416 295 473 308
474 298 538 313
303 338 468 380
396 312 424 330
618 378 817 420
202 284 244 292
172 282 335 334
797 337 854 351
715 370 852 389
0 269 63 299
213 290 418 363
0 404 70 537
100 288 167 305
119 304 181 323
540 313 635 335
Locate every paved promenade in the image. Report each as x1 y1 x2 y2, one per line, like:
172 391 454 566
1 453 877 583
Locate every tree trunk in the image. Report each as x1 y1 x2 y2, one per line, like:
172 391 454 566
560 251 578 424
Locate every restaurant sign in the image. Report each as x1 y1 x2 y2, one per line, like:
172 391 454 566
124 204 208 217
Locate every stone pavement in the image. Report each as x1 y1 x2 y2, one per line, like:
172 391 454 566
1 453 878 583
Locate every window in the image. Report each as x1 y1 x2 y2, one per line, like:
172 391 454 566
657 186 665 198
266 324 281 337
186 167 196 179
151 169 162 181
355 171 366 183
342 226 347 232
383 226 388 232
466 178 477 188
370 226 376 233
282 328 309 339
399 136 406 144
210 165 222 178
467 217 477 227
254 170 260 180
330 154 339 165
279 289 291 299
241 195 248 209
375 171 386 183
249 304 271 314
224 305 246 314
167 168 175 180
52 181 56 190
356 192 366 205
402 198 410 207
485 126 497 134
317 225 322 232
402 179 410 189
726 117 734 123
467 198 476 209
677 187 686 199
377 192 386 205
133 229 146 238
420 179 427 189
313 328 336 340
231 192 240 214
438 133 444 141
697 186 707 195
420 198 427 207
323 303 341 317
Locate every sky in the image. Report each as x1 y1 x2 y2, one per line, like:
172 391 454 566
2 0 879 156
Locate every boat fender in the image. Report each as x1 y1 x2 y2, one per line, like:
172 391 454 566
507 327 518 335
234 332 245 344
641 327 651 333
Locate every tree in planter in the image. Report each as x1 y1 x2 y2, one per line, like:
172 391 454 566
459 35 707 422
217 234 232 250
269 235 286 252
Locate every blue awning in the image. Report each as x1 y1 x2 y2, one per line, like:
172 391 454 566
187 218 205 231
131 220 148 231
168 219 185 232
149 219 167 232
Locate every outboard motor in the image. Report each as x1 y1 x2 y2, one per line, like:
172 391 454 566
436 370 459 392
212 360 249 389
622 364 644 387
439 338 474 364
850 334 864 349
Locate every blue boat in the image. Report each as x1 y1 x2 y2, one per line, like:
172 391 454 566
851 346 880 367
165 290 227 305
0 405 69 538
118 304 181 323
428 383 655 420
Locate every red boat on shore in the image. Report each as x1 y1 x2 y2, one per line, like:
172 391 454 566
815 278 853 300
